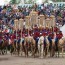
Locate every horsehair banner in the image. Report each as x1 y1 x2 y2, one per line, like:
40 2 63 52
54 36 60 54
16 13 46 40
45 18 51 28
50 15 55 27
29 10 38 27
14 19 18 30
19 19 24 29
25 16 30 29
39 15 45 27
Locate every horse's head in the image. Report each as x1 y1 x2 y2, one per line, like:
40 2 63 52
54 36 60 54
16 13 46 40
45 36 49 44
63 37 65 42
58 37 65 46
38 36 44 45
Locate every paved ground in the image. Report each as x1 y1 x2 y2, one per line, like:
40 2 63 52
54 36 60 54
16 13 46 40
0 53 65 65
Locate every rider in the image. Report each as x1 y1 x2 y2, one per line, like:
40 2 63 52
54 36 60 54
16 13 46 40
55 31 63 51
48 32 54 51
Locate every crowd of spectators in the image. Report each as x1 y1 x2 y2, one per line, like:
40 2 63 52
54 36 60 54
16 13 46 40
0 3 65 40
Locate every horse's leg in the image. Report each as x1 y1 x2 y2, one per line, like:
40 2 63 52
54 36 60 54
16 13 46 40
15 42 18 52
58 51 59 58
47 44 49 57
51 46 55 57
31 44 34 56
25 45 28 57
45 44 49 57
17 44 20 56
41 45 44 58
39 45 41 57
57 47 60 58
44 47 47 57
5 46 8 54
50 50 52 57
45 47 47 57
12 44 15 55
34 45 36 57
27 46 28 57
30 44 32 53
31 44 35 57
32 43 35 57
49 43 51 57
20 44 23 56
1 45 5 55
23 44 26 57
62 47 64 57
11 44 14 55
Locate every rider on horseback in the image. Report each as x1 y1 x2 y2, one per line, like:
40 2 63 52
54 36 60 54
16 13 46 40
48 32 54 51
55 31 63 51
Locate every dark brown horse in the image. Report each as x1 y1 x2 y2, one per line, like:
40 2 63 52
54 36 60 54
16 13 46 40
1 39 9 55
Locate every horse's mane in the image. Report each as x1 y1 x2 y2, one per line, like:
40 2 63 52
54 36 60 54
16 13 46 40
38 36 44 45
45 36 49 44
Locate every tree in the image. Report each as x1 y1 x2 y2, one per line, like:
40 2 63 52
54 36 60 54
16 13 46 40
10 0 20 4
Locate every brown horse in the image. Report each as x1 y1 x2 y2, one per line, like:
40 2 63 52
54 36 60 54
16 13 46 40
9 39 17 55
51 37 65 57
58 37 65 57
50 39 56 57
10 39 21 56
24 36 36 57
1 39 9 55
0 40 4 55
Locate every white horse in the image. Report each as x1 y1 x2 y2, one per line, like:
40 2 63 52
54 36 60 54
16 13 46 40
38 36 49 57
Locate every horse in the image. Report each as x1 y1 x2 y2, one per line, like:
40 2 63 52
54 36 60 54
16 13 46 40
20 37 25 56
38 36 49 58
0 39 4 55
1 38 9 55
50 38 56 57
49 32 65 57
9 38 17 55
56 37 65 57
9 37 25 56
10 38 21 56
24 36 36 57
48 32 60 57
